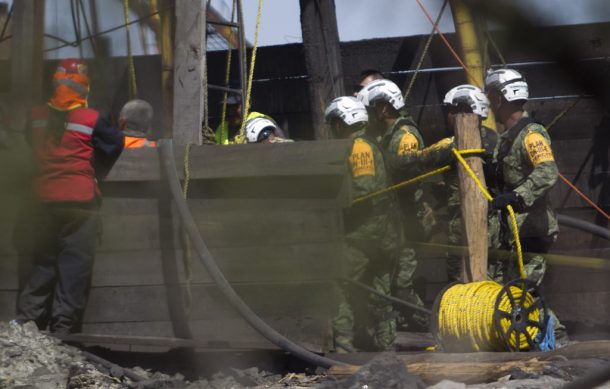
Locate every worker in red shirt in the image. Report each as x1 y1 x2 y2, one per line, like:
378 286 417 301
15 58 124 334
119 99 156 149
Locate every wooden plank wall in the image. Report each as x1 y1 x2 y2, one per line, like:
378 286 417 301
0 21 608 337
0 140 350 352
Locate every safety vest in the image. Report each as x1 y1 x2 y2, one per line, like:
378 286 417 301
31 104 100 202
124 136 156 149
215 111 272 145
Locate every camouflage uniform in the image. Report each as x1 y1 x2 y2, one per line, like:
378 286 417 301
333 128 404 351
445 126 500 281
487 112 566 341
488 113 559 284
378 116 454 329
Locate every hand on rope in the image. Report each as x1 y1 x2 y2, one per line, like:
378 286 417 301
235 0 264 145
351 148 485 205
451 148 525 279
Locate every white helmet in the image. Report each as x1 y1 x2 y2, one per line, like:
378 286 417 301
356 79 405 111
443 84 489 118
324 96 368 126
244 117 277 143
485 68 529 101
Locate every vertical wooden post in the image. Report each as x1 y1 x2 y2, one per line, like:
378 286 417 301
10 0 44 134
172 0 206 145
160 1 174 139
299 0 344 140
455 113 488 282
450 0 496 132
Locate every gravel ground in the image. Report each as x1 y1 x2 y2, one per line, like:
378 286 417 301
1 321 608 389
0 321 324 388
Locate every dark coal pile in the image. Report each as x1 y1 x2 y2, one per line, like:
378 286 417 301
0 321 325 388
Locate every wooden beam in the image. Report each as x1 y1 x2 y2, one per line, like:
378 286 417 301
172 0 206 145
454 113 488 282
10 0 44 134
330 360 547 385
299 0 345 140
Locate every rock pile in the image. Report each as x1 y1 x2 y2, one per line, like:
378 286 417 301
0 321 325 388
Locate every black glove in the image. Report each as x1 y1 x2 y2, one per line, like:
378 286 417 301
491 191 524 211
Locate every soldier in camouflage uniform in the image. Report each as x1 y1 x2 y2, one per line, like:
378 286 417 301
357 79 455 331
485 69 566 343
325 96 402 351
441 84 501 281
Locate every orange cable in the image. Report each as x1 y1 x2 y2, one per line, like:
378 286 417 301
414 0 610 223
559 174 610 222
413 0 481 88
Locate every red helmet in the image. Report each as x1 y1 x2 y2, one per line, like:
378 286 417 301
56 58 88 76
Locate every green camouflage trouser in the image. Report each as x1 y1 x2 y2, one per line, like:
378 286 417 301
333 214 399 351
446 209 502 281
487 234 567 345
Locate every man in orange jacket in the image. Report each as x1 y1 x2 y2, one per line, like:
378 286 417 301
119 99 156 148
15 58 124 334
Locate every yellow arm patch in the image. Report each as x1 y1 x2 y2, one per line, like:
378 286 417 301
524 132 555 165
350 139 375 177
397 127 420 156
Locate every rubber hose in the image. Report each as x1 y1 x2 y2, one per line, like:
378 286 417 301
158 140 343 368
557 214 610 241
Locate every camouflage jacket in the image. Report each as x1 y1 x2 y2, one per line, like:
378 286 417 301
447 126 497 211
494 112 559 239
380 116 456 181
343 128 399 229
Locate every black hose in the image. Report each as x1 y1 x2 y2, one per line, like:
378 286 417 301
557 214 610 241
344 278 432 315
157 140 343 368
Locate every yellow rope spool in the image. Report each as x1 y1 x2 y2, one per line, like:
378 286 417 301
434 280 547 352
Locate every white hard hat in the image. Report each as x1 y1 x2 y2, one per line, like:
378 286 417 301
356 79 405 111
443 84 490 118
485 68 529 102
324 96 368 126
244 117 277 143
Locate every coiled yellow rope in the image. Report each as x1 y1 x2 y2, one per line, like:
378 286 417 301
437 281 540 351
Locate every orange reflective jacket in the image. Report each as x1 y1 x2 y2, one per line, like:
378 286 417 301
125 136 156 149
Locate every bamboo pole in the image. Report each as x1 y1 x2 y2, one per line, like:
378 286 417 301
450 0 497 132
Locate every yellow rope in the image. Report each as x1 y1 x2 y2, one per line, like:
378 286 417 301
181 143 193 315
451 148 525 279
438 281 540 351
234 0 263 144
219 0 237 144
123 0 138 99
352 149 485 205
353 165 450 205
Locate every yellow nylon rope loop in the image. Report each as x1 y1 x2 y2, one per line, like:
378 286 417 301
219 0 237 144
235 0 263 144
351 149 485 205
451 147 525 278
